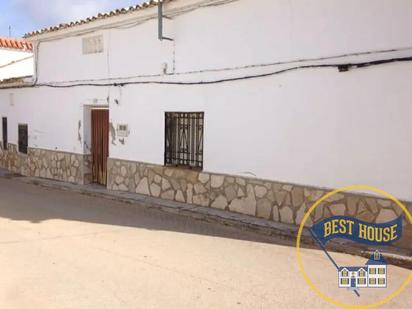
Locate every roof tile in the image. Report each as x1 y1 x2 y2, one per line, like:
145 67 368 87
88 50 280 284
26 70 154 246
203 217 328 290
0 37 33 51
24 0 173 38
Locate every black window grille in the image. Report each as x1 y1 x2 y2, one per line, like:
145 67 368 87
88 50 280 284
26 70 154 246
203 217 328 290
165 112 204 169
2 117 7 150
18 124 28 154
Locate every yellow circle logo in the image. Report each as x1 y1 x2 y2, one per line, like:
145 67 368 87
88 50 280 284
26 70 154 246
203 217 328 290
296 185 412 309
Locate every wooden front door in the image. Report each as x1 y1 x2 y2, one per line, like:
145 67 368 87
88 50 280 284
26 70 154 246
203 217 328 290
91 109 109 185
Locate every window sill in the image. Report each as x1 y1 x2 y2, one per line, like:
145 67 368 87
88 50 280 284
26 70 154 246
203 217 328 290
164 164 203 172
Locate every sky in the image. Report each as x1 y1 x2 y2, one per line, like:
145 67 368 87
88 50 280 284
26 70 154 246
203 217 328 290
0 0 145 38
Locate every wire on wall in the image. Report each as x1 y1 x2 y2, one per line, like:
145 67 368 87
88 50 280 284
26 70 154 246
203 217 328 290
2 0 412 90
2 55 412 90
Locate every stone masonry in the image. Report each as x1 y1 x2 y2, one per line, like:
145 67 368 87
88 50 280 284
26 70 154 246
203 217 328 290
0 144 91 185
107 158 412 250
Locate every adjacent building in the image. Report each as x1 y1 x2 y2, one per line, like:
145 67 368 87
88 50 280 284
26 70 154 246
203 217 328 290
0 37 33 81
0 0 411 245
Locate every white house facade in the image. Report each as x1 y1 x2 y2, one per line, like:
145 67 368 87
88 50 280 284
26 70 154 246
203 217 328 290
366 251 387 288
338 267 368 289
0 0 411 246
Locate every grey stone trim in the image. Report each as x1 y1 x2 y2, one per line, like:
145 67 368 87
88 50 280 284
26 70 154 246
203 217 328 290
107 157 412 248
0 144 91 185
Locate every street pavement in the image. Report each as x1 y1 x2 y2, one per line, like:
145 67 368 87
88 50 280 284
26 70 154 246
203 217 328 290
0 176 411 309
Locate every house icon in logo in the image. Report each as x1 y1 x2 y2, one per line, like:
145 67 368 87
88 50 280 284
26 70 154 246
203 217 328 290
338 250 387 289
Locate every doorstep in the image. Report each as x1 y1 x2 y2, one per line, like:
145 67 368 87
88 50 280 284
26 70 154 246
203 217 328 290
1 168 411 269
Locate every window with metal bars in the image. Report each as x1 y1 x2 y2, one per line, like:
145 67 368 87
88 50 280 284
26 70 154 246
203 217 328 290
18 124 28 154
165 112 204 169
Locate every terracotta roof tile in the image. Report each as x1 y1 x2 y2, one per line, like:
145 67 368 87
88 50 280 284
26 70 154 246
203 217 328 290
0 37 33 51
25 0 173 38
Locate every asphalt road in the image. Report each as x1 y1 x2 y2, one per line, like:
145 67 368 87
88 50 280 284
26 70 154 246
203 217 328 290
0 176 411 309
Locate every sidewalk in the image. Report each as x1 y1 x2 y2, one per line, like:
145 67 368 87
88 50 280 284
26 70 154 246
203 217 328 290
1 168 412 269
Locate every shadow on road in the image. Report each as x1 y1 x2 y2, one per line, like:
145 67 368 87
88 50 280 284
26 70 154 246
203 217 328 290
0 176 298 248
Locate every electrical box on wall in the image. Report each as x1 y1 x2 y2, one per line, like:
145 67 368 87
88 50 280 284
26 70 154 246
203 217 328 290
117 124 129 137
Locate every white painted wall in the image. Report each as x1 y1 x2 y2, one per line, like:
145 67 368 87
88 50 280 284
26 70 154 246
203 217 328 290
0 49 31 66
0 87 108 154
175 0 412 72
36 15 173 83
0 49 33 80
35 0 412 82
108 63 412 201
1 0 412 200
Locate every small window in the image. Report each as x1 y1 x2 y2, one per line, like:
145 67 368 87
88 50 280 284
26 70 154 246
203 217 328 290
165 112 204 169
378 278 386 285
18 124 28 154
374 251 381 261
369 278 377 285
341 270 349 277
340 278 349 285
358 278 366 285
2 117 7 150
82 35 104 54
358 269 366 277
369 268 376 275
378 268 385 275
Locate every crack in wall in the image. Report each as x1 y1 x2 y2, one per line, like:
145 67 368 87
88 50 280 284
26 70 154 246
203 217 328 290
109 122 116 145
